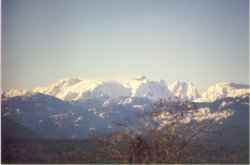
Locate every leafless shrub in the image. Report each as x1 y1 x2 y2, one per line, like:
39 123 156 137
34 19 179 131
92 99 236 163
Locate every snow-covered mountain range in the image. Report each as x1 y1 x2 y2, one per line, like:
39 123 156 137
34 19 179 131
3 76 250 102
2 76 249 140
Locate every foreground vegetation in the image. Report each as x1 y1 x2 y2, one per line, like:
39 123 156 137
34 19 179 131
2 130 248 164
2 99 249 163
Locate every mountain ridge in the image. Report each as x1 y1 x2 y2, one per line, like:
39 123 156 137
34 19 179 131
3 77 249 102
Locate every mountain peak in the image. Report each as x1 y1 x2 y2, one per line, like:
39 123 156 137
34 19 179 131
201 82 250 102
169 80 200 100
3 89 29 97
134 76 147 81
214 82 250 89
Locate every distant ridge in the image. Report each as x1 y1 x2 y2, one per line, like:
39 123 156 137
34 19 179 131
3 77 250 102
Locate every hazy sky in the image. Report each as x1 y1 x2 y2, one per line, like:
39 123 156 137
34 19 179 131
2 0 249 90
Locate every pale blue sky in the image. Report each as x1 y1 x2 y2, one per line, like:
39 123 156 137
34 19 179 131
2 0 249 90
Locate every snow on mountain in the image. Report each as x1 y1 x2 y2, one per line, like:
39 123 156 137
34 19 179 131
169 80 201 100
2 89 29 98
3 77 250 102
122 76 173 101
33 78 103 101
123 76 148 97
91 81 131 98
134 80 172 101
200 82 250 102
153 107 234 129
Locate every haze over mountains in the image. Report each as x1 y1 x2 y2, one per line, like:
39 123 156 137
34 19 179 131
3 76 250 102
